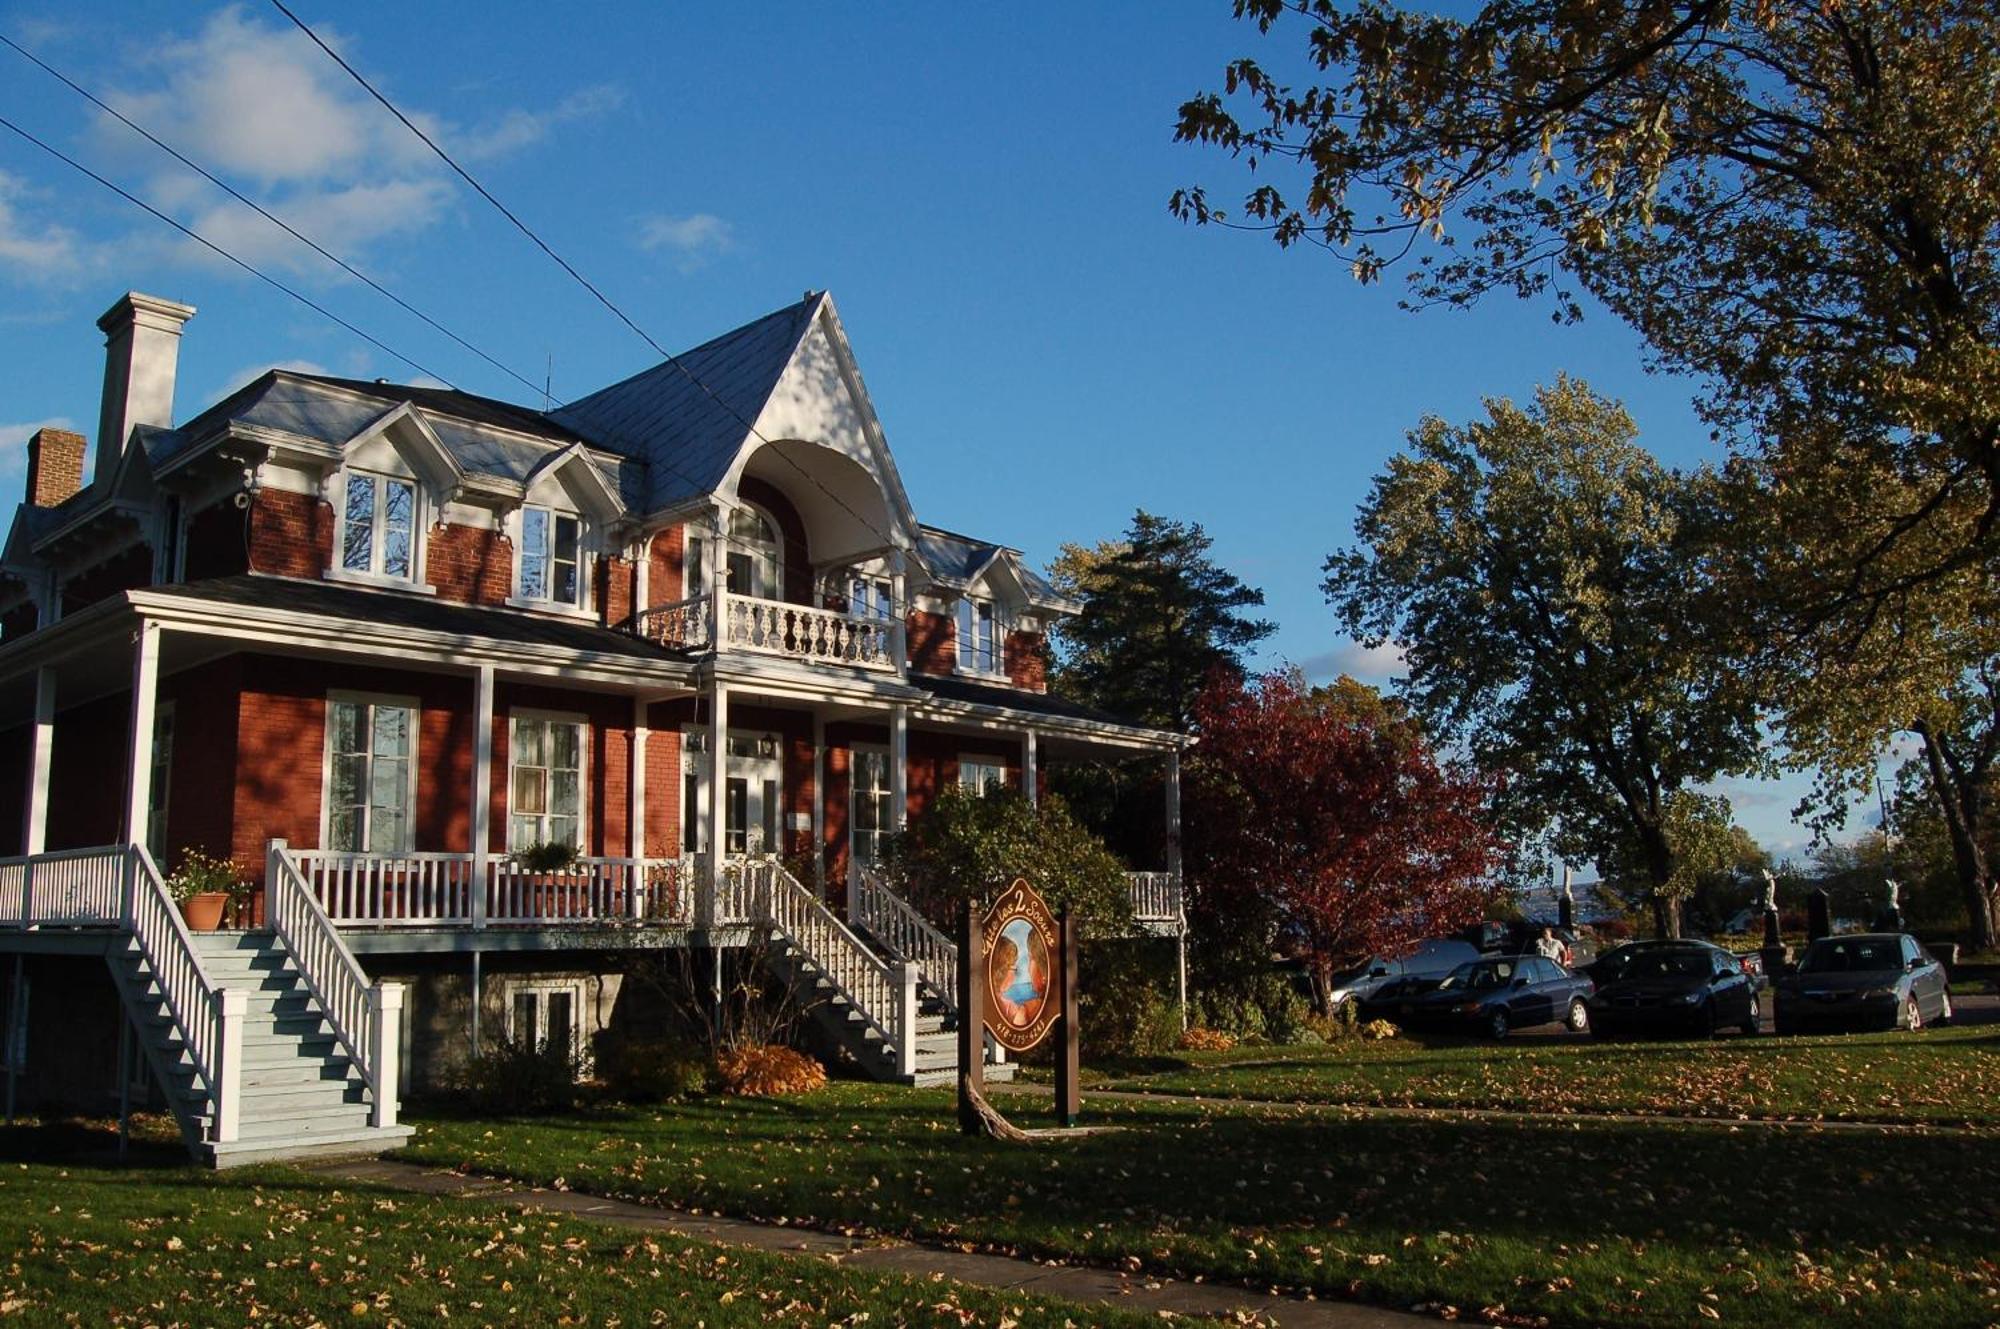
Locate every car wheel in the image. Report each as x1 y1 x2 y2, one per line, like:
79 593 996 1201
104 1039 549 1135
1938 990 1954 1026
1566 998 1589 1033
1487 1010 1510 1040
1904 993 1923 1031
1740 995 1760 1036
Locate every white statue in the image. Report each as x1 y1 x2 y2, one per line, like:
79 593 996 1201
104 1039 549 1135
1885 878 1901 911
1760 868 1779 915
1560 864 1574 905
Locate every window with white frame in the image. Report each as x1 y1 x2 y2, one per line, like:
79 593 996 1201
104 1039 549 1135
146 704 175 862
503 977 587 1070
958 756 1008 795
339 471 417 580
956 596 1000 674
851 746 893 867
848 574 893 620
510 714 585 850
519 505 584 607
725 505 782 599
325 695 415 852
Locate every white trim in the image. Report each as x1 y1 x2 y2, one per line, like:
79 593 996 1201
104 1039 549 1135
508 501 592 612
849 741 892 877
498 975 590 1072
332 468 428 586
956 753 1008 794
507 708 591 852
122 621 160 844
324 565 439 596
953 594 1006 679
319 690 421 854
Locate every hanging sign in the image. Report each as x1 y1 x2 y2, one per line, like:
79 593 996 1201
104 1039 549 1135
981 877 1061 1053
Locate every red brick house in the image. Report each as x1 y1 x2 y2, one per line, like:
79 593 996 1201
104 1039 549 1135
0 290 1184 1163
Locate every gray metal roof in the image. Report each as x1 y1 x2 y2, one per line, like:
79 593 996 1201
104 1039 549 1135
550 295 819 513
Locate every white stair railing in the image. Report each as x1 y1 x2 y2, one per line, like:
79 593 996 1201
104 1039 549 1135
754 860 917 1078
852 865 959 1015
124 847 241 1143
267 840 401 1127
1128 870 1185 927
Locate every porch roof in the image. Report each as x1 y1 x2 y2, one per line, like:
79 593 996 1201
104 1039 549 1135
144 574 688 663
910 672 1158 731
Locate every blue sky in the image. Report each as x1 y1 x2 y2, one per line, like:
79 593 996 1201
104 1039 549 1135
0 3 1887 860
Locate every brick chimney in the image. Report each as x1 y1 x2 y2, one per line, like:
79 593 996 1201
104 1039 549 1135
94 291 196 486
25 428 86 508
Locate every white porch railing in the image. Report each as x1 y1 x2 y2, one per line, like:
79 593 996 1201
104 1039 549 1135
267 840 401 1128
1128 870 1185 928
852 865 960 1014
289 851 693 928
0 845 240 1143
631 588 900 672
753 859 918 1078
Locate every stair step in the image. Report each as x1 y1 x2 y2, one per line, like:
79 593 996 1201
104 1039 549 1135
240 1039 343 1067
232 1106 376 1142
240 1078 367 1107
206 1124 412 1169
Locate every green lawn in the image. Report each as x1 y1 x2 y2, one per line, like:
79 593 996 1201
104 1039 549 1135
0 1119 1159 1328
400 1085 2000 1329
1058 1024 2000 1126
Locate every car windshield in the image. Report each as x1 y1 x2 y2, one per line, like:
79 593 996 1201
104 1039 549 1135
1439 960 1514 991
1801 939 1900 973
1622 950 1709 980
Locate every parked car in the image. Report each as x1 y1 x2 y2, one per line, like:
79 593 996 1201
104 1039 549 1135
1773 933 1952 1034
1462 920 1591 966
1587 941 1760 1038
1391 955 1595 1038
1332 939 1483 1013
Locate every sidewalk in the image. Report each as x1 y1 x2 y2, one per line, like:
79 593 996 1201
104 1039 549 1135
313 1157 1435 1328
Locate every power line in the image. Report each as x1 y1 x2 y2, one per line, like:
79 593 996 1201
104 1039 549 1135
267 0 909 566
0 31 551 405
0 112 455 387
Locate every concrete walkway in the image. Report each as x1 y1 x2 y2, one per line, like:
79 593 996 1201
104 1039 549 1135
313 1157 1434 1328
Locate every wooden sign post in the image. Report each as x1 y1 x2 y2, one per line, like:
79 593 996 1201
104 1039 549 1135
961 877 1079 1133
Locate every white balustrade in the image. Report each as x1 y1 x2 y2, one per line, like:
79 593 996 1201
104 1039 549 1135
486 856 689 926
632 594 712 651
1128 870 1185 926
292 851 690 928
852 866 960 1014
267 841 382 1111
721 588 898 669
292 851 479 926
757 860 909 1068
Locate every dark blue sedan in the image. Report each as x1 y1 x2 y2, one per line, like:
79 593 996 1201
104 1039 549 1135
1392 955 1596 1038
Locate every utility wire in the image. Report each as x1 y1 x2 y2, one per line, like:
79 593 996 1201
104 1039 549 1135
0 112 455 387
267 0 909 566
0 31 549 405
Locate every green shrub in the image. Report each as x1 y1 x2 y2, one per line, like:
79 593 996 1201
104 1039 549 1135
599 1037 712 1102
456 1037 585 1115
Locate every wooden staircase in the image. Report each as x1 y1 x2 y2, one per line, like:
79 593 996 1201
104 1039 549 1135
107 931 410 1166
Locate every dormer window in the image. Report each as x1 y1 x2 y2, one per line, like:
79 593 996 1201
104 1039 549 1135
520 505 583 606
957 595 1000 674
341 472 417 580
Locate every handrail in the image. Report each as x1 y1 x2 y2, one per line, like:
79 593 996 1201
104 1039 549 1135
721 588 898 670
755 861 909 1066
852 866 959 1015
267 841 377 1096
1128 870 1185 925
289 850 689 928
124 846 225 1107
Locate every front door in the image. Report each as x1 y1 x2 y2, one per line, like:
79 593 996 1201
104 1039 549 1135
682 730 783 856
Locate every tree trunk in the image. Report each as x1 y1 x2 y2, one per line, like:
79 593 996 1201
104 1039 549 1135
1914 723 1998 953
1308 961 1334 1017
1640 825 1680 940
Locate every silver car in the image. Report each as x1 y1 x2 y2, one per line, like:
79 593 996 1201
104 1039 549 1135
1773 933 1953 1034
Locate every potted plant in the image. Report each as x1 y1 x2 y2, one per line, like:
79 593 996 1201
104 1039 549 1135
166 850 246 932
515 841 584 921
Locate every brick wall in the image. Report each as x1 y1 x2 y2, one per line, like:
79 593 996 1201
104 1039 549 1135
161 656 242 870
25 428 85 509
648 526 685 606
248 488 332 579
598 554 635 627
425 522 511 605
907 609 954 676
642 699 684 858
1003 630 1049 692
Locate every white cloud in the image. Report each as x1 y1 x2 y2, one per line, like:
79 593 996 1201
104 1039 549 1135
1297 638 1408 684
455 84 626 162
177 178 455 274
636 212 734 271
0 171 83 277
0 416 80 484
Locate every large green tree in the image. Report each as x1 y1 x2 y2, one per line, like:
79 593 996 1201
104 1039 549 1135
1326 377 1763 937
1049 510 1274 732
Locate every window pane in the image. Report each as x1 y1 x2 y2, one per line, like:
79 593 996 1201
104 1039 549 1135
342 475 375 571
762 778 778 855
547 991 573 1055
371 809 407 854
683 771 700 852
551 723 580 770
513 766 546 816
382 480 414 578
373 705 409 759
521 507 549 599
330 701 363 756
554 515 579 563
550 815 579 848
371 755 407 809
551 769 580 817
515 720 545 767
329 808 360 853
510 814 538 849
687 538 703 593
332 752 364 809
512 992 537 1047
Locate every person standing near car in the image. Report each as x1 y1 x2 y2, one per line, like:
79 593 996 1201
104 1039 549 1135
1534 927 1567 964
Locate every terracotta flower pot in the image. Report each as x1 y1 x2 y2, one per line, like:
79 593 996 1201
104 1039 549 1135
180 892 229 932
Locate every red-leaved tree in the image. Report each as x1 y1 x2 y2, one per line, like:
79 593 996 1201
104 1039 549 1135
1188 669 1499 1012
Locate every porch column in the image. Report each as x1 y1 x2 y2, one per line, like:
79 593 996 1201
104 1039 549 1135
633 535 652 614
1022 729 1038 808
23 666 55 855
470 664 494 930
707 679 729 897
121 621 160 845
889 703 908 832
1165 746 1182 879
629 697 648 859
811 710 827 898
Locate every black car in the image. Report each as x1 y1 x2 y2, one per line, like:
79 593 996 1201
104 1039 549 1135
1393 955 1595 1038
1773 933 1953 1034
1587 941 1760 1038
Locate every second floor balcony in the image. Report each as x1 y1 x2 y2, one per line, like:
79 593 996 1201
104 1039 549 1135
632 586 904 673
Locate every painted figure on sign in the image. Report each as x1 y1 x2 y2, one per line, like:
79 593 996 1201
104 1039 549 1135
991 918 1049 1029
